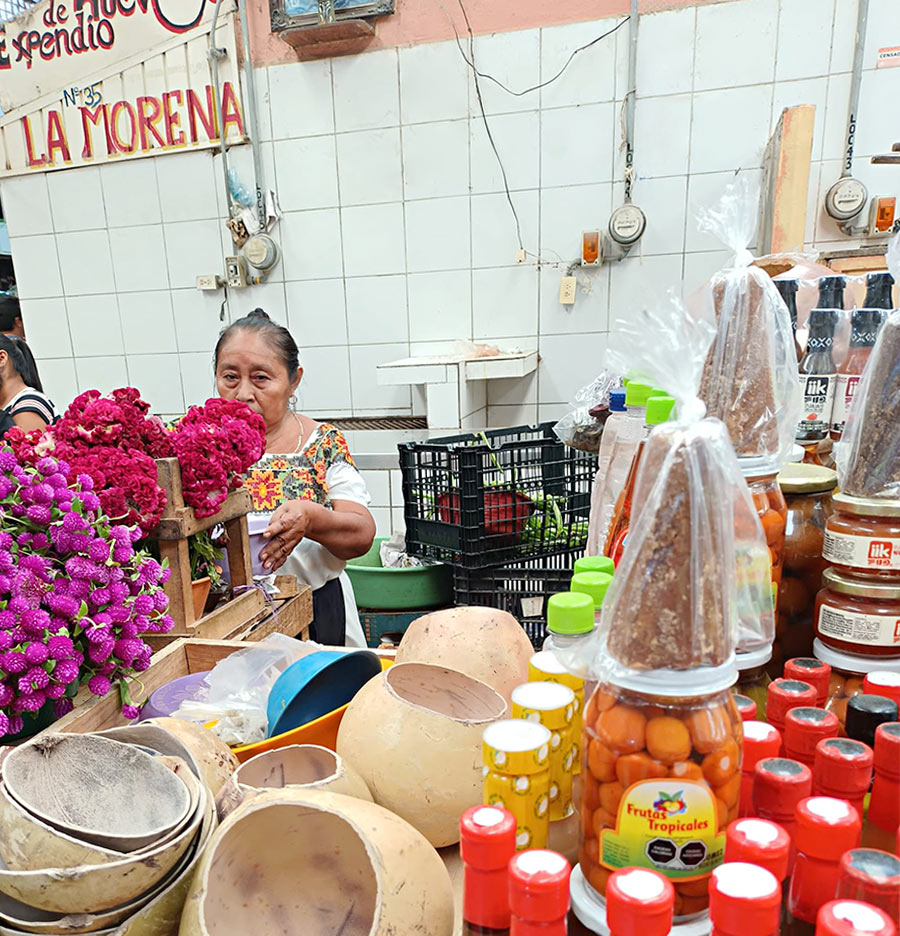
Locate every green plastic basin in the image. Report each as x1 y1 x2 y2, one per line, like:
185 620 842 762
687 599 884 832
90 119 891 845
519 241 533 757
346 538 453 611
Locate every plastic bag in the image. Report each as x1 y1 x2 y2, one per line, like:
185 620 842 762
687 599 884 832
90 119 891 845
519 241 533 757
695 179 801 467
380 531 426 568
553 372 617 452
569 291 774 683
836 232 900 499
172 634 314 745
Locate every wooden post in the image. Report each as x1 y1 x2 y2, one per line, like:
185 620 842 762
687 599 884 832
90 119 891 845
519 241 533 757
758 104 816 255
225 514 254 589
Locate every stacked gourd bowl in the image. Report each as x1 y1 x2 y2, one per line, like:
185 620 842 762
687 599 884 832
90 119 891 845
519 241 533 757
0 721 224 935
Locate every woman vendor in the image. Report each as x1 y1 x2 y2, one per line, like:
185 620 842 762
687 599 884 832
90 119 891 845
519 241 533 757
214 309 375 647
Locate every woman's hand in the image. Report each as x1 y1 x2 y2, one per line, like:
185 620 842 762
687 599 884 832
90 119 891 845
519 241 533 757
259 500 318 571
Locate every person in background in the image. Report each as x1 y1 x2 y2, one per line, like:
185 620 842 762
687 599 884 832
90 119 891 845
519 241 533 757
0 293 25 339
213 309 375 647
0 334 56 432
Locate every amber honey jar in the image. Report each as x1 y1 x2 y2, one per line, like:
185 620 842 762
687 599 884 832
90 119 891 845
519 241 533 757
815 568 900 658
823 494 900 579
775 464 837 674
579 682 742 920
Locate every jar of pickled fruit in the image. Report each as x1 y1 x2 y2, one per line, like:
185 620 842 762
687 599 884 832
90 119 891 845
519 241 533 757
735 646 772 720
579 681 742 920
814 639 891 733
740 457 787 599
774 464 836 675
823 494 900 580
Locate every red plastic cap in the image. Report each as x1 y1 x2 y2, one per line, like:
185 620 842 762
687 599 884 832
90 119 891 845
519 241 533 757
767 679 818 725
709 862 781 936
742 721 783 772
795 796 862 860
733 694 758 721
460 806 518 868
838 848 900 915
753 757 813 820
814 738 874 795
606 868 675 936
816 900 897 936
508 850 571 923
785 658 832 705
725 818 791 882
784 707 840 764
863 672 900 707
873 723 900 777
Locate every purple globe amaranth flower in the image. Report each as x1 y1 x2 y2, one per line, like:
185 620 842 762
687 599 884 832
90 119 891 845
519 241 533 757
0 712 9 738
0 683 13 706
21 608 50 634
89 540 110 563
52 699 74 719
18 691 46 712
121 704 141 720
28 483 54 505
109 583 130 603
19 554 51 577
99 661 117 676
45 682 66 699
36 457 57 475
30 533 49 550
119 622 138 639
153 591 170 612
0 575 11 593
51 530 75 554
107 604 131 624
25 505 52 525
7 596 30 615
85 624 113 645
47 594 81 618
62 512 86 534
52 660 79 683
6 714 23 735
47 635 74 660
0 610 14 629
0 532 11 550
76 473 94 492
0 478 13 499
69 579 91 600
0 451 17 472
132 594 155 616
114 637 144 665
90 588 111 607
88 674 111 697
112 547 133 564
46 472 68 490
0 632 12 653
82 493 100 512
87 641 114 664
19 667 49 691
1 651 27 673
10 626 26 642
24 641 49 665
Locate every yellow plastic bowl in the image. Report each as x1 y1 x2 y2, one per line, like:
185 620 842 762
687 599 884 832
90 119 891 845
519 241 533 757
232 658 392 764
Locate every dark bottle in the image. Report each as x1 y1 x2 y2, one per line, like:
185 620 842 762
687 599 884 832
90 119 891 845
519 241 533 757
798 277 844 443
845 694 899 750
831 277 889 440
775 278 803 361
460 805 517 936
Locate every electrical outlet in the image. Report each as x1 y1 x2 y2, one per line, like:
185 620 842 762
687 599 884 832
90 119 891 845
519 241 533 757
195 274 221 291
225 256 248 289
559 276 577 305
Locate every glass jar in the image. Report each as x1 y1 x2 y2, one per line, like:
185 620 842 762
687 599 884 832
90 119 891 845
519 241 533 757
823 494 900 579
579 682 742 920
814 639 891 733
774 464 836 676
814 568 900 657
740 458 787 597
735 646 772 720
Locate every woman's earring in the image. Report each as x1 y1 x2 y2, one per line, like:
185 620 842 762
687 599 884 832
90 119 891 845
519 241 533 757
289 394 298 409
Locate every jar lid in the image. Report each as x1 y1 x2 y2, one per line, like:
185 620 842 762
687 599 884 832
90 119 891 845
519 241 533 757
814 639 895 676
725 818 791 882
794 796 862 859
787 444 805 463
709 863 781 935
732 693 758 721
784 658 832 705
822 567 900 600
624 382 653 408
482 720 552 776
766 678 817 724
845 694 899 749
742 720 784 770
863 671 900 705
833 493 900 518
873 722 900 774
605 868 674 936
570 572 612 611
737 645 773 671
546 591 594 636
508 849 571 923
784 707 840 762
838 848 900 905
816 900 896 936
753 758 812 817
777 463 838 494
738 454 782 479
573 555 615 577
813 737 873 793
605 655 739 697
510 681 576 730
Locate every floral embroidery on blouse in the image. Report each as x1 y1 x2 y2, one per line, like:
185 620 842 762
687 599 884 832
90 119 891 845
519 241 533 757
243 424 355 513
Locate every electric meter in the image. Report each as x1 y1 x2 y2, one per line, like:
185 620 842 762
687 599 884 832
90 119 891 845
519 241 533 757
824 177 868 221
608 203 646 246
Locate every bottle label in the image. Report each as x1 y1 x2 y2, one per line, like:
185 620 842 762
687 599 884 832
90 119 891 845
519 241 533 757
831 374 860 435
823 529 900 571
798 373 836 435
600 779 725 880
817 601 900 648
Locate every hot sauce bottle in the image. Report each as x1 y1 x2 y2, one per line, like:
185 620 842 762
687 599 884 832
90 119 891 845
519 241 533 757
740 722 783 817
831 299 886 441
784 658 832 707
734 693 759 722
709 862 782 936
798 277 843 445
605 867 675 936
863 723 900 853
725 818 791 884
460 805 518 936
813 738 874 822
774 278 803 362
783 707 840 769
837 848 900 928
815 900 897 936
752 757 813 859
766 679 818 736
508 850 571 936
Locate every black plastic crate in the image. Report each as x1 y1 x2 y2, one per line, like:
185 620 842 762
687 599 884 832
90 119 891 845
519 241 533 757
399 423 594 569
452 551 580 647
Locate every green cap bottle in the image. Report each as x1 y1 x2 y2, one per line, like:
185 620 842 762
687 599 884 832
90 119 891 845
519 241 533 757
624 382 653 407
546 592 594 636
648 388 669 398
645 394 675 426
574 555 615 577
570 571 612 610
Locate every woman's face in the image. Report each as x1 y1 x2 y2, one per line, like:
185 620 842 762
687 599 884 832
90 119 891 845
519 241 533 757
215 330 302 433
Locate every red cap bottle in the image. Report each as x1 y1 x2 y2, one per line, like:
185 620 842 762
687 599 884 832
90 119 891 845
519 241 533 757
813 737 874 821
837 848 900 927
508 850 571 936
734 693 758 722
785 658 832 707
816 900 897 936
863 672 900 707
460 805 517 935
767 679 818 734
753 757 813 850
864 723 900 855
784 707 840 768
787 796 863 925
725 818 791 883
740 722 783 818
605 867 674 936
709 862 781 936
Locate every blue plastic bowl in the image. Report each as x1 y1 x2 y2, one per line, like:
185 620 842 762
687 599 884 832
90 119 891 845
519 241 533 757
266 650 382 739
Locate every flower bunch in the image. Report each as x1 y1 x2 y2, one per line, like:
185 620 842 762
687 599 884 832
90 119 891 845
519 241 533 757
173 399 266 518
0 450 173 737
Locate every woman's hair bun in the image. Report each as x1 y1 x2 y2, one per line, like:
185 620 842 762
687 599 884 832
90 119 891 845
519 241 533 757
247 308 271 321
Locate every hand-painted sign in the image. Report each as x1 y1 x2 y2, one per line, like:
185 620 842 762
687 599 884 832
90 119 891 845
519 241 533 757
0 11 245 176
0 0 233 115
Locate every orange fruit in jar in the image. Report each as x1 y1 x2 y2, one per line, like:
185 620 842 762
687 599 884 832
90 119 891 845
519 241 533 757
598 781 624 815
582 773 601 811
685 705 731 754
715 796 728 831
669 761 704 781
597 704 646 755
761 509 786 547
680 895 710 915
713 770 741 809
672 892 684 917
584 688 616 725
646 716 692 764
616 752 668 788
727 801 739 824
588 864 611 896
702 738 740 787
675 878 709 898
581 837 599 864
592 806 617 838
587 738 617 782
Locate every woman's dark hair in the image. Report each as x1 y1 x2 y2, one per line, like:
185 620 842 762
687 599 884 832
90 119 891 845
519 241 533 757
214 309 300 380
0 335 43 392
0 295 21 333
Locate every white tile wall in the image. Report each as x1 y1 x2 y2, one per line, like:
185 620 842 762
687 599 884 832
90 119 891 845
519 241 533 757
1 0 895 436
